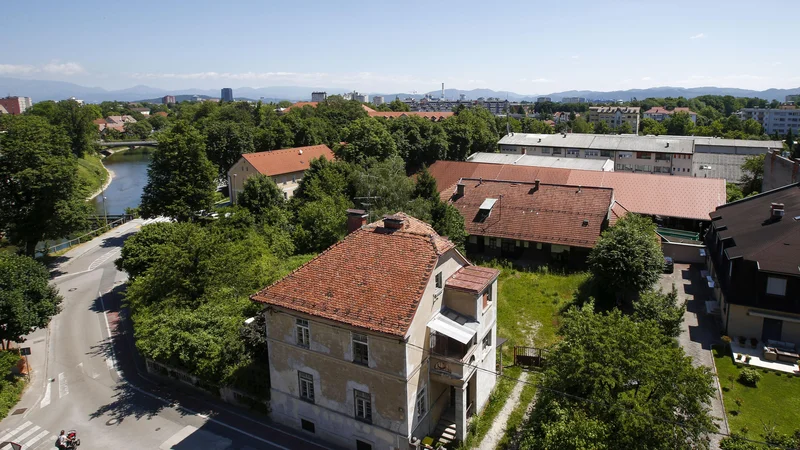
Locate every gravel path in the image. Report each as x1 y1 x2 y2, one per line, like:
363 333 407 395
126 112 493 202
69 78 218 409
659 263 728 450
478 371 529 450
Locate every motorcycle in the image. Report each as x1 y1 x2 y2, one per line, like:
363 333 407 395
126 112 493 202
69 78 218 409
57 430 80 449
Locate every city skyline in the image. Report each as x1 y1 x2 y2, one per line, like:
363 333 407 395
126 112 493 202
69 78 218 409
1 0 799 94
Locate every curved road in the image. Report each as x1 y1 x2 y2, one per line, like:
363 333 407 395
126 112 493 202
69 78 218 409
0 219 332 450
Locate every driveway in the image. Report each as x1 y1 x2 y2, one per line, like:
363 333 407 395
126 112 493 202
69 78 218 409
659 263 728 449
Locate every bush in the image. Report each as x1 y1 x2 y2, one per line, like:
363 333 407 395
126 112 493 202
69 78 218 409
738 368 762 387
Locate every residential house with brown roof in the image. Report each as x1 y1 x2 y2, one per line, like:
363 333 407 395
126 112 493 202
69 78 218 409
643 107 697 124
446 179 613 267
228 145 335 201
704 183 800 362
251 212 500 450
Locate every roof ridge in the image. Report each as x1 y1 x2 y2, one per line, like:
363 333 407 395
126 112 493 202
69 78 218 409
716 182 800 210
459 177 614 191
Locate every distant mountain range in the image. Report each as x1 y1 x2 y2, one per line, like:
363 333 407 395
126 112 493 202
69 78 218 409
2 77 799 104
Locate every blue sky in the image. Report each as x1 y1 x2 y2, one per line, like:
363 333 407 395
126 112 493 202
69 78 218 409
2 0 798 94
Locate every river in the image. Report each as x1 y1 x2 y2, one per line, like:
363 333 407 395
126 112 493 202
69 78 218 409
91 148 151 215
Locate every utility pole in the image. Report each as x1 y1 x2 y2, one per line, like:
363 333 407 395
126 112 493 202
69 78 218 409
101 183 108 228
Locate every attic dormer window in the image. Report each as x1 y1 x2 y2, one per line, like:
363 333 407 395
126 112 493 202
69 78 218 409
477 198 498 223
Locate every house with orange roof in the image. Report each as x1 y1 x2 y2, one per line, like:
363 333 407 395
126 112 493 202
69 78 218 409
227 145 335 201
251 212 500 449
643 106 697 124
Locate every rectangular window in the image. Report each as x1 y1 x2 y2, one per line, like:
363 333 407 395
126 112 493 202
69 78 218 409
541 147 551 154
416 387 427 419
482 332 492 350
298 372 314 402
552 148 562 155
636 152 652 159
354 390 373 423
353 333 369 366
301 419 315 433
435 272 443 289
483 285 493 309
296 318 310 348
356 441 372 450
766 277 787 296
567 149 579 156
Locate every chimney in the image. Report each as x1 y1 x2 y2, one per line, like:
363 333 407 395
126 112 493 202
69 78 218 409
770 202 785 220
383 214 406 230
299 149 304 155
346 209 368 234
456 181 465 197
665 142 670 148
534 179 540 191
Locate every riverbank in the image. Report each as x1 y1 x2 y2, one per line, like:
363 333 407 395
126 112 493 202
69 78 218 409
87 164 114 201
77 153 111 200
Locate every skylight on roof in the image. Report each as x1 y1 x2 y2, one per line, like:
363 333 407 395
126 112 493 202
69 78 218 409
480 198 498 210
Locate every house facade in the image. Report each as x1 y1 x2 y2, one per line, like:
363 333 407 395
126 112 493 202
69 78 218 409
227 145 334 202
445 179 613 267
705 183 800 345
587 106 640 131
251 213 500 450
643 107 697 124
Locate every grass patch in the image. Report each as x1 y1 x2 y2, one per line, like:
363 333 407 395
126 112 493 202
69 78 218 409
497 372 539 449
76 153 109 197
456 366 522 449
713 345 800 436
0 351 26 421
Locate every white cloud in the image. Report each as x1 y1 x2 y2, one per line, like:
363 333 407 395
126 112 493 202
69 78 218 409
571 55 580 59
0 61 86 76
641 76 652 81
0 64 36 75
529 78 553 83
690 33 705 40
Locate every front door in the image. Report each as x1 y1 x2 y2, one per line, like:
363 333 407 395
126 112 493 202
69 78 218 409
450 386 456 408
761 318 783 343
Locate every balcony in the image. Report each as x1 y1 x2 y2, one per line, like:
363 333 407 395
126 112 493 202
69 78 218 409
430 333 475 382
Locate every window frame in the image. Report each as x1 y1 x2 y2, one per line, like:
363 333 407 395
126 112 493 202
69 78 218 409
354 389 373 423
296 318 310 348
352 333 370 366
482 331 492 350
766 277 787 296
435 271 443 289
416 386 427 419
298 371 315 403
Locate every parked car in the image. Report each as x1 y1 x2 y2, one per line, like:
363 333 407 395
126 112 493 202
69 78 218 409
663 256 674 274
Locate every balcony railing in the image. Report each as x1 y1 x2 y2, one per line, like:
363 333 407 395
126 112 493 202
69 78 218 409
430 334 475 381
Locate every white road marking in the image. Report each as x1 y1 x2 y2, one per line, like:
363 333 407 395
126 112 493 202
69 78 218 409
88 249 119 271
58 372 69 398
23 429 49 448
14 425 40 443
0 421 32 442
40 382 51 408
98 290 119 376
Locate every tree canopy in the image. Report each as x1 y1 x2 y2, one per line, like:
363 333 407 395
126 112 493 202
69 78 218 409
205 120 255 179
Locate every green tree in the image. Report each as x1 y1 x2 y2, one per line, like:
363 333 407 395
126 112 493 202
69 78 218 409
413 166 439 201
350 156 414 215
726 182 744 203
592 121 612 134
664 112 696 136
335 117 397 164
740 153 765 196
442 107 498 160
431 201 466 251
292 194 351 253
571 117 594 133
616 122 633 134
28 99 99 157
205 121 255 179
0 115 91 255
522 305 716 450
140 121 217 221
520 118 555 134
237 175 285 218
387 115 449 171
0 253 62 348
146 114 169 131
124 120 153 140
587 214 664 304
387 99 411 112
640 117 667 135
742 119 762 137
632 285 685 338
115 222 179 279
292 156 352 203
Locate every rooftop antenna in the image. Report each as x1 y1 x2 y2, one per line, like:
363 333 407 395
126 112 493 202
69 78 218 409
353 172 382 223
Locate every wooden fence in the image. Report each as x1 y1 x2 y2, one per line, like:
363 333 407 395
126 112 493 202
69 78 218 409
513 346 548 368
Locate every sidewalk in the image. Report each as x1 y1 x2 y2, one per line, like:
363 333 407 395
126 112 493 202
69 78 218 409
478 371 529 450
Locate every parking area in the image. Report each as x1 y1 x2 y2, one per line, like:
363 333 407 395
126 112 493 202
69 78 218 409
659 262 728 448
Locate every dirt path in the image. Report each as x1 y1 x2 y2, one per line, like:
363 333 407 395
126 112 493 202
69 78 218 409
477 371 529 450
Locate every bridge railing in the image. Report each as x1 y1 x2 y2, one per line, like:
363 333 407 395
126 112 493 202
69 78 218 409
46 215 134 255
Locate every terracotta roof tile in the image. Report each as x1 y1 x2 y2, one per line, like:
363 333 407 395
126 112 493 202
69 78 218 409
369 111 454 121
447 179 613 248
240 145 334 177
251 213 455 337
155 111 168 117
446 266 500 293
429 161 724 221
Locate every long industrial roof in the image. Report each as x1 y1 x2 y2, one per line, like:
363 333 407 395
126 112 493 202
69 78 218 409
466 152 613 171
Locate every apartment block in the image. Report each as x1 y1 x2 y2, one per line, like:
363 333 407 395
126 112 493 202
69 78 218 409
251 213 500 450
739 107 800 135
0 96 33 115
587 106 640 131
162 95 176 104
311 91 327 102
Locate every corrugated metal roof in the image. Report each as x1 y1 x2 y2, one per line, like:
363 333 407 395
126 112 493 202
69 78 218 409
498 133 693 154
692 153 749 183
693 137 783 149
466 152 613 171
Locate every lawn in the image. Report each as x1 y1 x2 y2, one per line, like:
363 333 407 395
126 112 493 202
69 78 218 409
714 346 800 437
76 153 109 198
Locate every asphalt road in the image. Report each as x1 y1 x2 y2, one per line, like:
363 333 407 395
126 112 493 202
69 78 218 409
0 219 333 450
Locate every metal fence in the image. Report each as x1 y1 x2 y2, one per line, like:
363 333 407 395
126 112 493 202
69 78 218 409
45 215 134 254
513 346 549 368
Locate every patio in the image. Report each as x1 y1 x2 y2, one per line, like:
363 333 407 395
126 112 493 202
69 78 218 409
730 341 800 374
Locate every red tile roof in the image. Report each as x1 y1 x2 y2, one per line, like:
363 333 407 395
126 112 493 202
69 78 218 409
446 266 500 293
154 111 168 117
644 107 696 115
251 213 456 337
429 161 725 221
240 145 334 177
93 118 107 125
447 179 613 248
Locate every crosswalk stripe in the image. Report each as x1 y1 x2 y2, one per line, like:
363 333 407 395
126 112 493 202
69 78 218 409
58 372 69 399
23 429 49 448
0 421 32 442
40 382 52 408
14 425 40 443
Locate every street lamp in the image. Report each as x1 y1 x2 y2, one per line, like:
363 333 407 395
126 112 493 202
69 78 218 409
101 183 108 228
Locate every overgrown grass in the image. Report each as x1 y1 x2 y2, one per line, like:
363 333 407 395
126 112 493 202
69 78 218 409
714 345 800 436
497 373 539 449
76 153 109 198
0 351 26 421
457 366 521 449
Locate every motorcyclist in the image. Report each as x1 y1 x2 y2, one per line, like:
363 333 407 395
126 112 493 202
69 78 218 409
57 430 67 449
